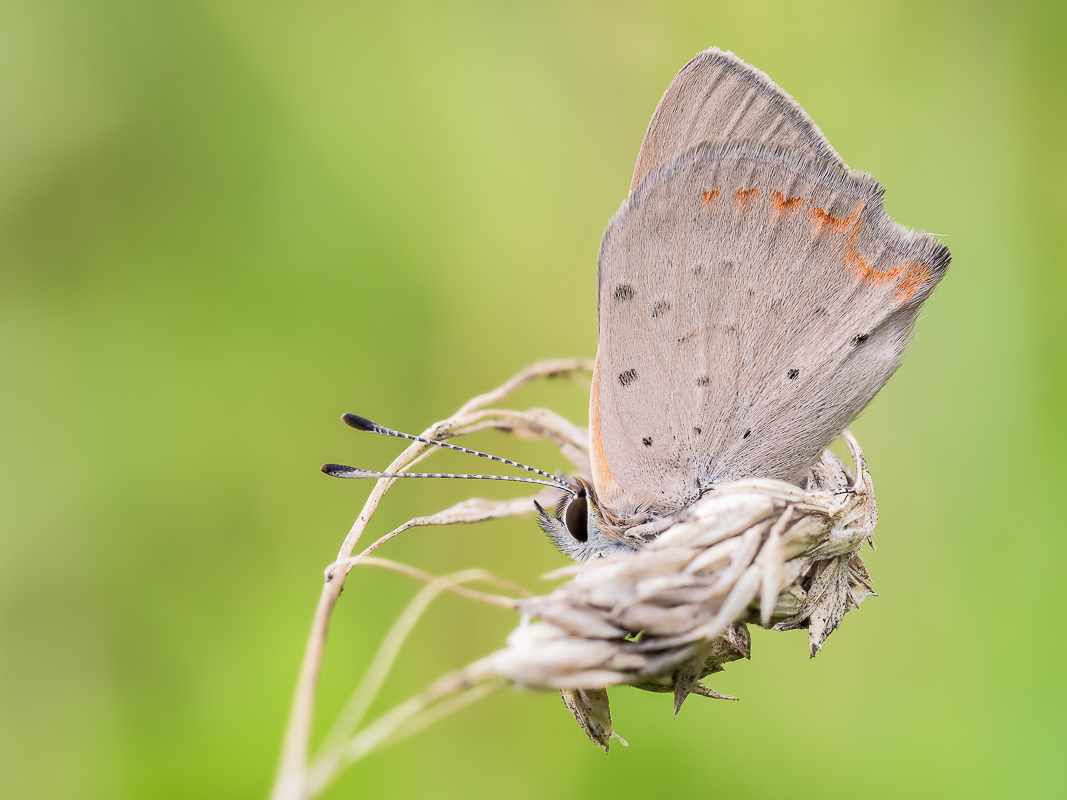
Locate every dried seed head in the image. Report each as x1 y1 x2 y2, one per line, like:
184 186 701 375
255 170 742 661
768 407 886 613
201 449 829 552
479 435 879 746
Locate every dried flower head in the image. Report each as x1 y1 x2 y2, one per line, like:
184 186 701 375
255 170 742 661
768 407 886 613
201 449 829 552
272 362 883 797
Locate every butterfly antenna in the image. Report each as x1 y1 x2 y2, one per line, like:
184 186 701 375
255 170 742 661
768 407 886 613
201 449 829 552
320 464 570 491
332 413 575 494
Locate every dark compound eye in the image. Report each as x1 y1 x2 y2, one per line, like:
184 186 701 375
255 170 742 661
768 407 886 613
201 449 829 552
564 495 589 542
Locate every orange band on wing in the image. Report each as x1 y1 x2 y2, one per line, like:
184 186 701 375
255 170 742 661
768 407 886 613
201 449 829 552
772 190 803 212
895 262 931 303
809 199 931 305
733 187 759 208
588 353 617 495
810 202 862 232
843 216 902 285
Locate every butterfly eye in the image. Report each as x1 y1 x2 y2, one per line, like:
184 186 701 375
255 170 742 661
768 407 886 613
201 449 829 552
563 495 589 542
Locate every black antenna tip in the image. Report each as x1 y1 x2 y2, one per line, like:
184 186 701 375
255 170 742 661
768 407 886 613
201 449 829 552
342 413 379 432
321 463 360 478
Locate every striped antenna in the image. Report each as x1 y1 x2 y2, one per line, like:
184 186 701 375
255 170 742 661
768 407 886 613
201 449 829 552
339 413 575 494
320 464 570 491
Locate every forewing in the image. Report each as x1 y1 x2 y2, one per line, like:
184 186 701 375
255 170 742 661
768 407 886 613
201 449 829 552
591 144 949 519
630 48 844 194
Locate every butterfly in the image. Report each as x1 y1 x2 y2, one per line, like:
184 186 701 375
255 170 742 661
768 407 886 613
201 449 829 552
323 49 949 564
535 49 948 559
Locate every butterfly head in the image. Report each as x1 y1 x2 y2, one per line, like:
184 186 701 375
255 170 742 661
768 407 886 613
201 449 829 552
535 476 640 562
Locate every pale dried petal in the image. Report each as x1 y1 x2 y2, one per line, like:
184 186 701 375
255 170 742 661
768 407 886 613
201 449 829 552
560 688 617 751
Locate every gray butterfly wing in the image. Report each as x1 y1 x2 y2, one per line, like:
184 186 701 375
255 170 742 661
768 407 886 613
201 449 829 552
630 48 845 194
590 143 949 520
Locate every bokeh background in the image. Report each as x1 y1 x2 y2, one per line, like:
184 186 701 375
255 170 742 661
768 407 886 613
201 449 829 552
2 1 1065 797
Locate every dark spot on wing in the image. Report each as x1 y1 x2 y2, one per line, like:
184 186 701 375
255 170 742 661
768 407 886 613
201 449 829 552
697 376 711 387
693 427 702 435
693 264 704 276
852 333 869 345
651 300 671 318
677 331 696 344
744 429 751 438
618 368 639 387
722 259 735 271
642 436 653 446
787 369 799 380
614 284 636 301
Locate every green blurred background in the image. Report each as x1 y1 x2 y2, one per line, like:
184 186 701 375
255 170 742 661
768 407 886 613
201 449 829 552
2 0 1065 797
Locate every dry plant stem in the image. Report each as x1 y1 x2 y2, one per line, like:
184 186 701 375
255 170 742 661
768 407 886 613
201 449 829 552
307 674 505 796
331 558 531 608
366 678 502 753
271 359 594 800
346 489 564 566
309 568 520 793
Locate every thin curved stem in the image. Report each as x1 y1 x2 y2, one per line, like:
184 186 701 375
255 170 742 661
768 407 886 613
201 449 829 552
270 359 593 800
306 672 504 796
311 568 517 790
343 488 561 571
334 558 530 607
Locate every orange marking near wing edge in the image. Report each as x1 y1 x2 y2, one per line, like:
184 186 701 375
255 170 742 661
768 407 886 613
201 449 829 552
844 221 901 286
701 187 721 206
896 262 931 303
734 187 759 208
772 191 803 212
810 202 862 232
831 202 931 304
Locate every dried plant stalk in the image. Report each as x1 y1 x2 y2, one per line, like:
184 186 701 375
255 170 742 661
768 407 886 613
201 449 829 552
271 360 592 800
272 361 882 797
